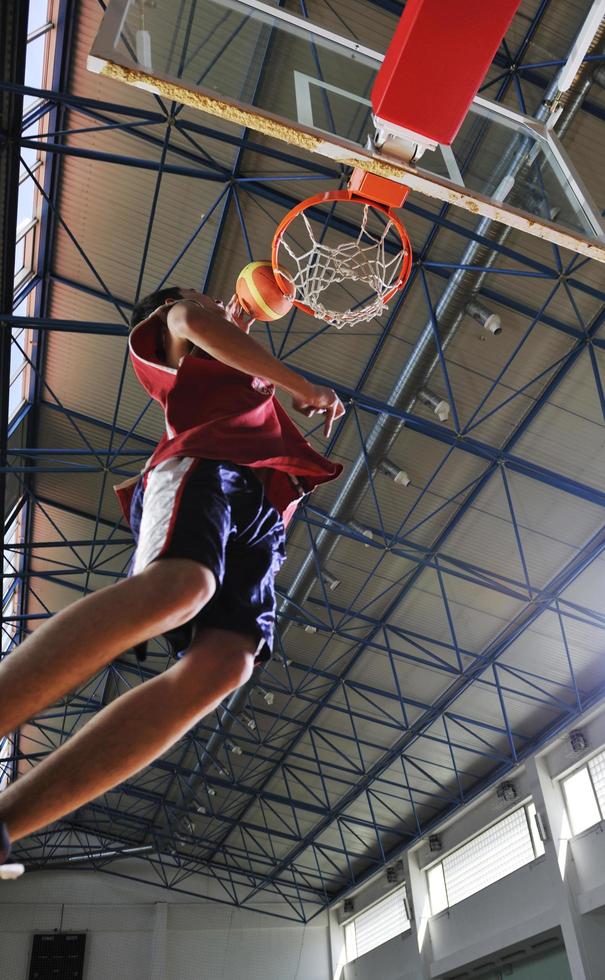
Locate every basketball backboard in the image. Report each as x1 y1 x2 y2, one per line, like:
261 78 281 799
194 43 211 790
88 0 605 263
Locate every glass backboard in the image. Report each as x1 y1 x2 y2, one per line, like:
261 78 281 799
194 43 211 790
88 0 605 262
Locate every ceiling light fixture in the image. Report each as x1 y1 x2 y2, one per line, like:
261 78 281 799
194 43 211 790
256 686 274 706
378 457 410 486
465 298 502 335
350 519 374 545
323 569 341 591
417 388 450 422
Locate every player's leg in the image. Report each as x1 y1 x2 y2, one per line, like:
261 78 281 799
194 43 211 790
0 558 215 740
0 627 255 844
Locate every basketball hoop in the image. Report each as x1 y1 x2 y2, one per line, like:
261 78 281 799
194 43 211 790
271 190 412 329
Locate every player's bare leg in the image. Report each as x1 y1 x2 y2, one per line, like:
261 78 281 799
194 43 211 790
0 558 215 739
0 628 255 843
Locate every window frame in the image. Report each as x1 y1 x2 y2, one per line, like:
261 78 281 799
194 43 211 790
2 505 26 654
560 747 605 839
343 883 411 964
9 0 60 423
426 801 545 916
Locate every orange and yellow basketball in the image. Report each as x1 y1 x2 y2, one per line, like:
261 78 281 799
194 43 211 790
236 260 295 321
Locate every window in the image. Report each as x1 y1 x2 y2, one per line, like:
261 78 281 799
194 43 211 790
427 803 545 914
9 0 58 422
0 736 13 792
23 0 55 111
9 298 34 421
427 862 448 916
344 886 410 963
16 0 54 290
562 748 605 836
2 510 24 655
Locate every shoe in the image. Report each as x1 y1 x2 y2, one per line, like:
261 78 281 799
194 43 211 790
0 863 24 880
0 821 24 880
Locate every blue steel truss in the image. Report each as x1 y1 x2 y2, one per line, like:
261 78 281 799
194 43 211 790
2 0 605 922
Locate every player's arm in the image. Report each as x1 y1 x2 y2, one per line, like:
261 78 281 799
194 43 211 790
167 299 345 436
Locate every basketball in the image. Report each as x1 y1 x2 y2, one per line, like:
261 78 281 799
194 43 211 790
236 260 295 321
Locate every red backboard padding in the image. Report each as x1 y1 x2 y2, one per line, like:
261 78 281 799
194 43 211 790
372 0 523 146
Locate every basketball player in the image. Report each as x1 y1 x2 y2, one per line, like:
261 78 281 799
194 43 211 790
0 286 344 874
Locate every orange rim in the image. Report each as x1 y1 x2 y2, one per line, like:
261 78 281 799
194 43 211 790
271 189 412 319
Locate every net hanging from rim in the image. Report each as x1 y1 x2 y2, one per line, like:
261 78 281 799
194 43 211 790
272 190 412 329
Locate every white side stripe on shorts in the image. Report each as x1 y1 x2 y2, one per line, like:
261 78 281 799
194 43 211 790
132 457 197 576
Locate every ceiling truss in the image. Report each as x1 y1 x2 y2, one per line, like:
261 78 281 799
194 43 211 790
2 0 605 922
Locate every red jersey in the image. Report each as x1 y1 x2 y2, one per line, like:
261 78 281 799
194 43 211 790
114 305 342 526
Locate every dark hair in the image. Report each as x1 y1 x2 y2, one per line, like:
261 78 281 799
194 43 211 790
130 286 185 330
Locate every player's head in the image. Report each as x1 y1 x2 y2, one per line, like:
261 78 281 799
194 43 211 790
130 287 251 332
130 288 236 328
130 286 186 330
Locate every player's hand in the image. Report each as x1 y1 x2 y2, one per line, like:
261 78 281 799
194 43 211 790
225 293 255 329
291 384 345 437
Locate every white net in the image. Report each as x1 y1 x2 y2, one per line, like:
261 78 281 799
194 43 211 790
276 204 409 328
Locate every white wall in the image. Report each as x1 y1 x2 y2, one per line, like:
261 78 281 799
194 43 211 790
571 828 605 912
0 866 330 980
428 859 557 974
345 939 572 980
344 930 422 980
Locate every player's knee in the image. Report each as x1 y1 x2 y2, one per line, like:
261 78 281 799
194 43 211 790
177 563 216 621
141 559 215 627
202 648 254 696
225 647 256 690
177 647 254 709
187 630 256 690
